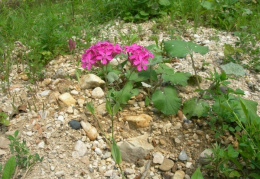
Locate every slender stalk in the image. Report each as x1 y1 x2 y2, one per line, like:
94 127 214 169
190 53 201 90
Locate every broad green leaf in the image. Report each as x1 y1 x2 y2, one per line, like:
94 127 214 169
107 72 119 83
136 68 157 82
115 82 138 104
152 86 181 115
2 156 16 179
224 44 236 57
229 170 241 178
14 130 19 138
162 72 191 86
0 118 10 126
200 1 213 10
183 98 209 119
113 102 121 115
111 140 122 165
164 40 209 58
159 0 170 6
191 167 204 179
220 62 246 77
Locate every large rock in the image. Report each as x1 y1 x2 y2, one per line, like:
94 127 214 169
123 114 152 128
118 133 154 163
79 74 105 89
58 93 76 106
0 137 10 149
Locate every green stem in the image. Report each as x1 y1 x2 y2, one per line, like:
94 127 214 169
190 53 201 90
226 100 257 154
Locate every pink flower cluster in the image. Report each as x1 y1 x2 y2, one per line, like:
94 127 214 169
81 41 154 71
125 43 154 71
81 41 122 70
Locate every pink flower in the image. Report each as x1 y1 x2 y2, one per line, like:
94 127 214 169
81 41 123 70
125 44 154 71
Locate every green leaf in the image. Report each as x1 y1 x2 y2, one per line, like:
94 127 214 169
115 82 138 104
200 1 213 10
249 173 260 179
229 170 241 178
145 96 150 106
0 118 10 126
112 102 121 115
107 72 119 83
152 86 181 115
227 145 239 158
159 0 170 6
106 100 113 115
191 167 204 179
164 40 209 58
162 72 191 86
86 101 95 114
224 44 236 57
220 62 246 77
2 156 16 179
14 130 19 138
183 98 209 119
111 139 122 165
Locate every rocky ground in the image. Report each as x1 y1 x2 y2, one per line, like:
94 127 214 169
0 20 260 179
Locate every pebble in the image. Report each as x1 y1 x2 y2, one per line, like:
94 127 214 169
123 114 152 128
38 141 45 149
185 162 192 168
153 152 164 164
104 170 113 177
68 120 81 130
71 90 79 95
159 159 174 171
91 87 105 98
67 106 74 113
39 90 51 97
26 131 33 136
159 139 166 145
74 140 87 157
55 171 65 177
175 138 181 144
199 149 213 164
0 137 10 149
124 168 135 175
95 148 102 156
81 156 90 165
57 115 64 122
58 93 76 106
173 170 185 179
50 166 55 171
178 150 188 161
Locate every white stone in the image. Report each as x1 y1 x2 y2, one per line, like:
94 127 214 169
57 115 64 122
39 90 51 97
38 141 45 149
26 131 33 136
91 87 104 99
79 74 105 89
71 90 79 95
185 162 192 168
67 106 74 114
59 93 76 106
153 152 164 164
74 140 87 157
95 148 102 156
104 170 113 177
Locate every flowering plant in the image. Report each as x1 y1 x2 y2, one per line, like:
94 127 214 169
81 41 154 71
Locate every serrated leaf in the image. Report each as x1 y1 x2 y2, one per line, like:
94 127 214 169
159 0 170 6
111 139 122 165
191 167 204 179
2 156 16 179
220 62 246 77
164 40 209 58
107 72 119 83
152 86 181 115
183 98 209 119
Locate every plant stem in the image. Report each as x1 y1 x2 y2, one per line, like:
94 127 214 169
190 53 201 90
